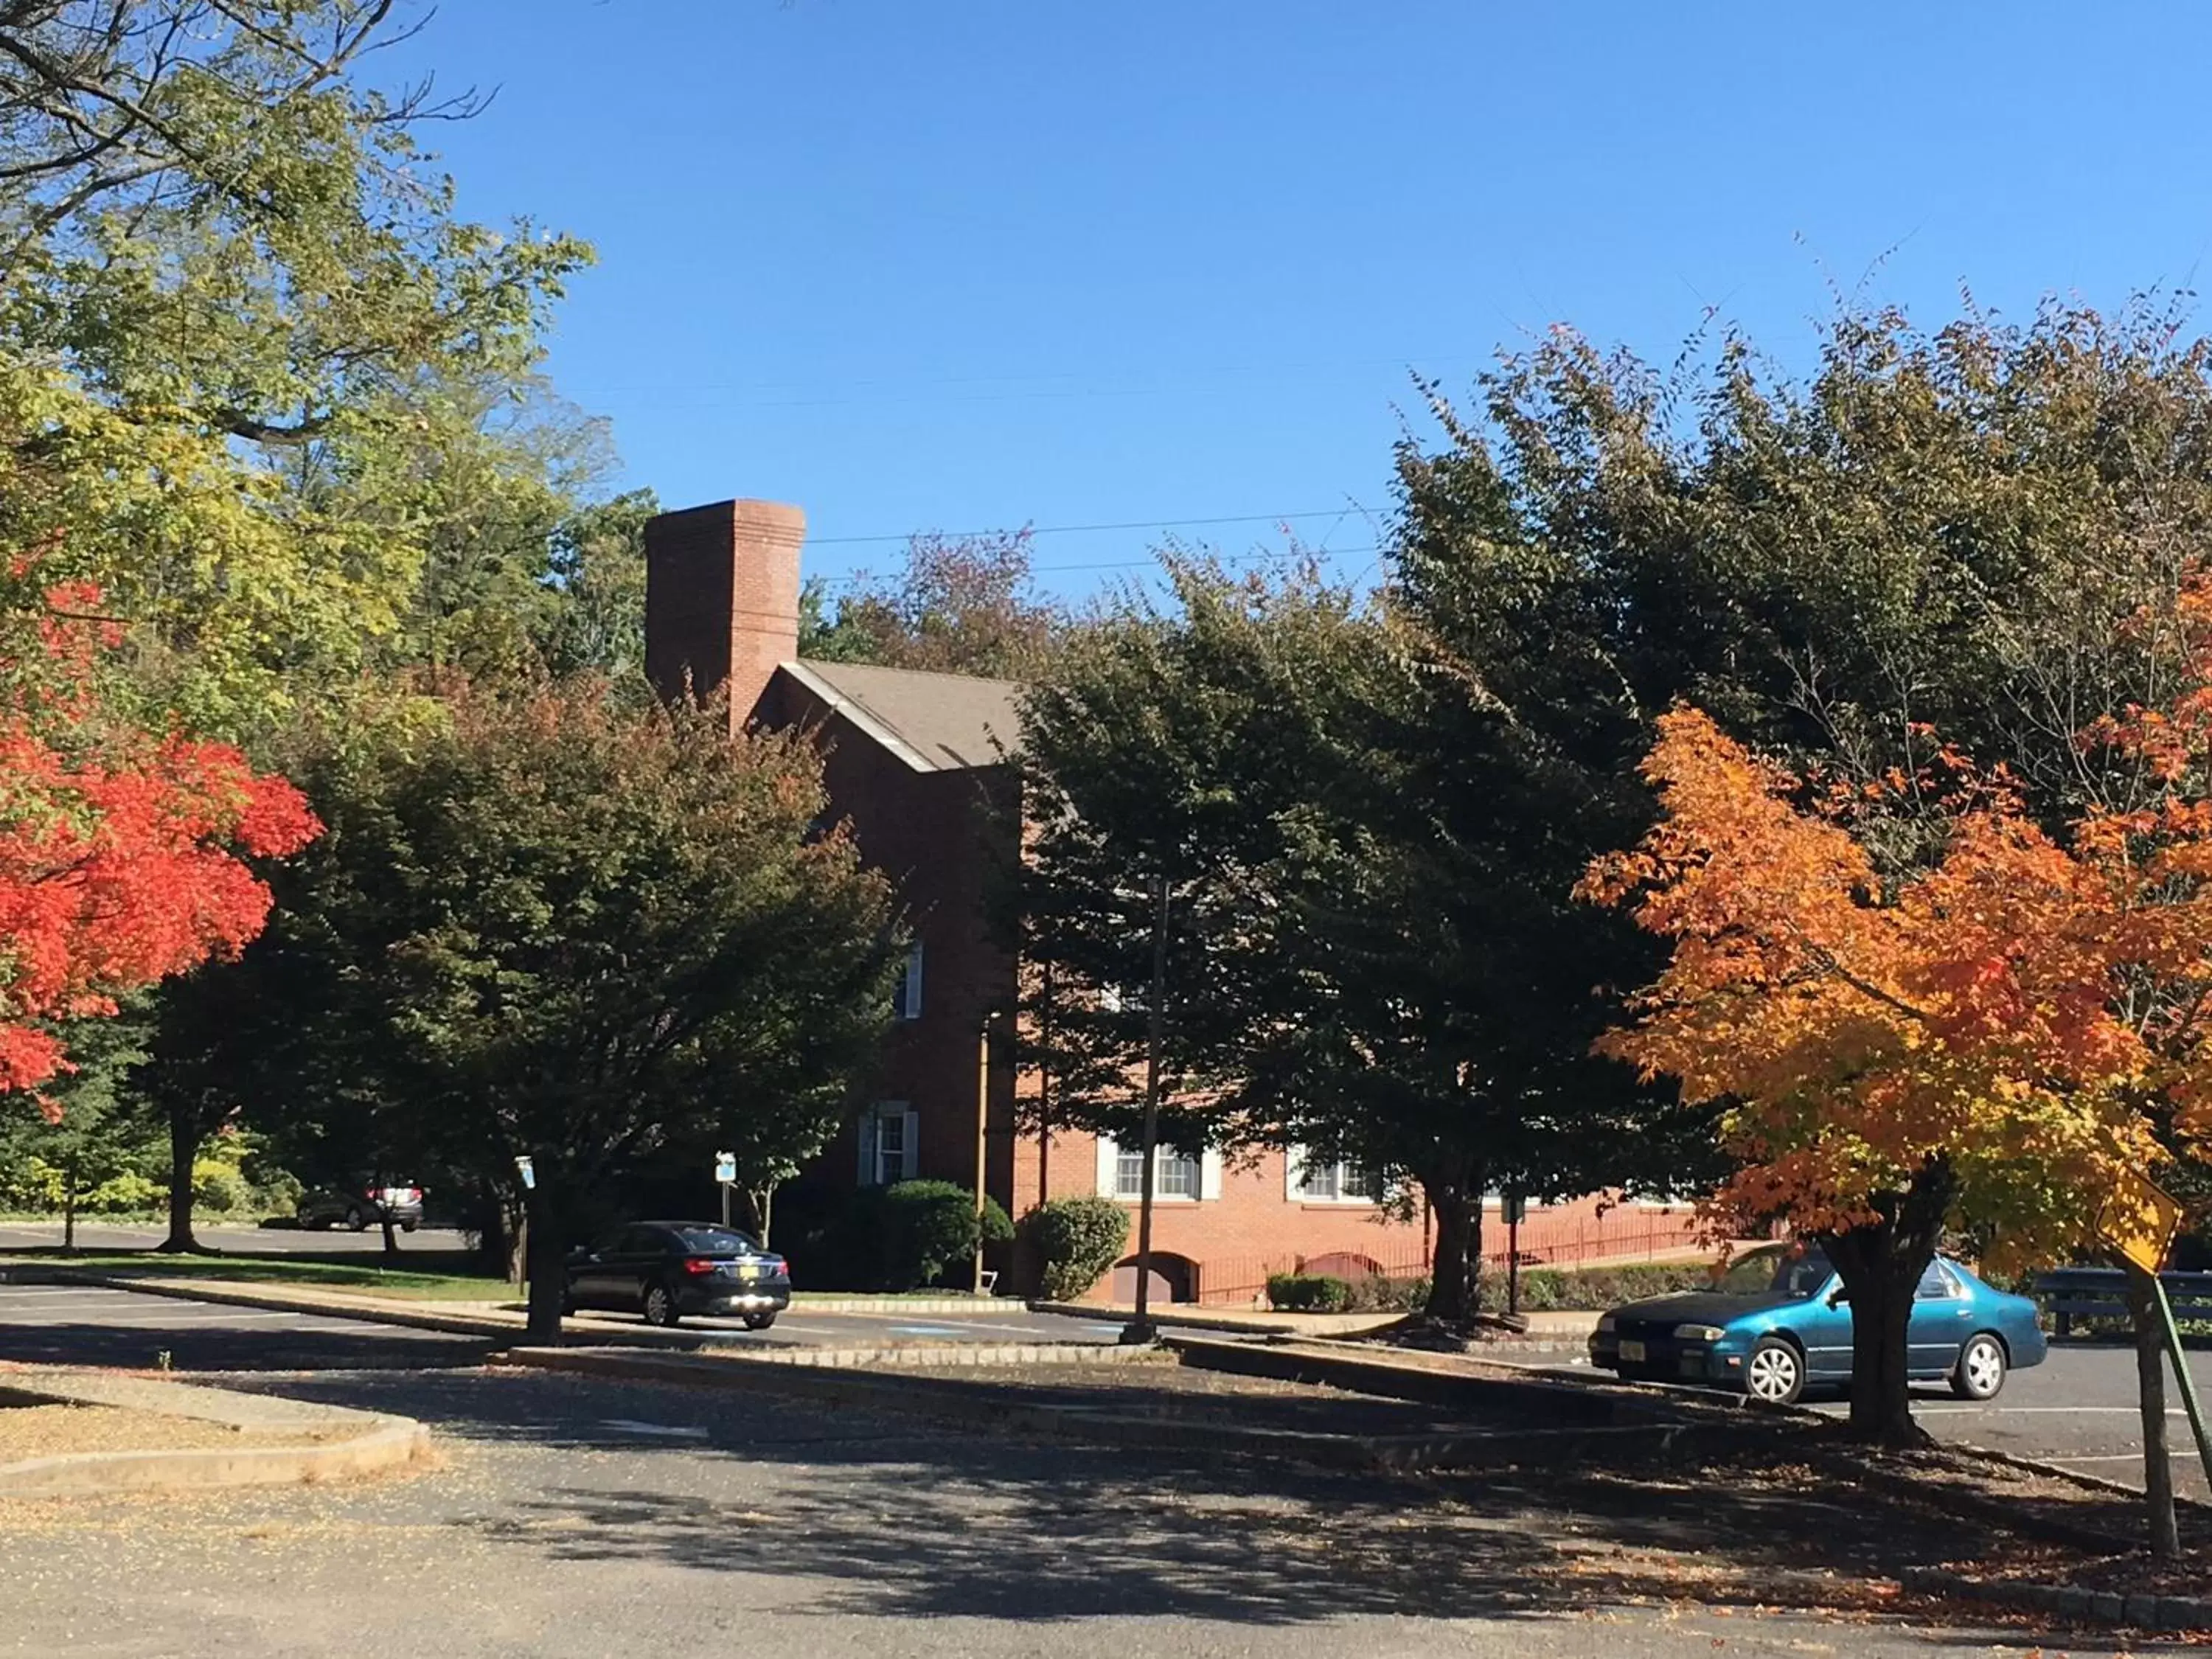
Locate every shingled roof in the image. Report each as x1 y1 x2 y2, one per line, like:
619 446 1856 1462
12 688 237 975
777 659 1023 773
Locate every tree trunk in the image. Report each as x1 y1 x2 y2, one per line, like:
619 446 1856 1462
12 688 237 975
1421 1161 1485 1326
159 1110 205 1253
380 1209 400 1257
523 1190 566 1345
62 1150 77 1253
1822 1160 1953 1446
2128 1267 2181 1560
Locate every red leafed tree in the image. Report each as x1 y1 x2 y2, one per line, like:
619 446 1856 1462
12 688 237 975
0 570 319 1107
1582 695 2212 1445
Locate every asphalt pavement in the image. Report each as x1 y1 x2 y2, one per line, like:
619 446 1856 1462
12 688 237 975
0 1359 2067 1657
0 1220 475 1254
0 1282 1127 1371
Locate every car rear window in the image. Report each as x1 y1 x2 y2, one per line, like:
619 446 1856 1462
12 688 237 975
672 1226 761 1254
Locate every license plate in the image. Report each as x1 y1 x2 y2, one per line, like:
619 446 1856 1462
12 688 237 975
731 1262 758 1281
1618 1339 1646 1363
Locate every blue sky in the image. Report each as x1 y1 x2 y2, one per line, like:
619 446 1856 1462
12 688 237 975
388 1 2212 598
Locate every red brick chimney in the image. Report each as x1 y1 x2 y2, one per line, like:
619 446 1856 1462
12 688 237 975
643 498 805 733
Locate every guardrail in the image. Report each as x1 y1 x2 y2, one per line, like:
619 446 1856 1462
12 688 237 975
2028 1267 2212 1336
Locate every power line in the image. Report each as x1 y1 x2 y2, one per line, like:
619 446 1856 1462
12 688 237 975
811 543 1390 586
808 507 1377 549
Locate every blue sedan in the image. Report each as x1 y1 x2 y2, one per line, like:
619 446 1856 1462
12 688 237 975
1587 1243 2048 1405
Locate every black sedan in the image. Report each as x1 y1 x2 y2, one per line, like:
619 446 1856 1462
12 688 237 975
563 1221 791 1329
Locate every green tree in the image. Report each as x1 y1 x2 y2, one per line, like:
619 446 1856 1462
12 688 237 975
0 2 592 737
535 488 659 685
810 529 1062 678
0 1004 158 1246
1016 557 1697 1328
192 679 900 1338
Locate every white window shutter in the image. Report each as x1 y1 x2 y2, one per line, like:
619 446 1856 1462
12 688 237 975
1094 1134 1119 1197
1200 1147 1222 1201
905 942 924 1020
1284 1147 1308 1202
900 1109 919 1180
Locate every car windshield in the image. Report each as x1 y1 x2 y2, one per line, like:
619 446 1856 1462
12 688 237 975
672 1226 762 1255
1713 1245 1834 1299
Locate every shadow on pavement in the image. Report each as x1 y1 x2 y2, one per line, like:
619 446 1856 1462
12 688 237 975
210 1363 2070 1632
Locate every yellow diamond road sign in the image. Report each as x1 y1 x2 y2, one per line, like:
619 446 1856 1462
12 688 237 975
2094 1166 2185 1276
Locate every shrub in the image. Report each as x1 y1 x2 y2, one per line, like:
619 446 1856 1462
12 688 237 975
84 1169 161 1213
880 1180 1015 1290
1025 1197 1130 1301
1267 1272 1354 1312
192 1158 251 1214
1479 1262 1715 1312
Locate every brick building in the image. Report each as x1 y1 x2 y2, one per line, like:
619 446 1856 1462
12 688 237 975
643 496 1697 1304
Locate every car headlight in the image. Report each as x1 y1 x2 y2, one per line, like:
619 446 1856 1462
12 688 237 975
1673 1324 1727 1343
1595 1312 1615 1332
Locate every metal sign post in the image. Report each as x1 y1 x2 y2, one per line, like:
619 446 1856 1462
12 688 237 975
2151 1267 2212 1492
2094 1166 2212 1495
1504 1193 1527 1318
512 1155 535 1298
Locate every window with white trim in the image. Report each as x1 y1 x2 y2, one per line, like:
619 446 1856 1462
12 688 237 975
1155 1150 1200 1199
860 1103 918 1186
1099 1135 1218 1201
1288 1150 1381 1204
891 941 923 1021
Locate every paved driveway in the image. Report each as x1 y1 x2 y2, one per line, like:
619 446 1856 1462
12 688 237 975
0 1283 1127 1371
0 1220 474 1254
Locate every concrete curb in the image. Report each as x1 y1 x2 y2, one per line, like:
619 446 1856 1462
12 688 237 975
0 1368 431 1495
1896 1565 2211 1633
1163 1333 1701 1429
1029 1301 1400 1338
488 1344 1719 1473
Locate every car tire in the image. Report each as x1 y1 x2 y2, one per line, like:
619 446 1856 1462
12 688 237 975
1951 1332 2007 1400
1745 1335 1806 1405
742 1312 776 1332
642 1283 681 1327
400 1220 418 1234
297 1215 321 1231
344 1206 366 1232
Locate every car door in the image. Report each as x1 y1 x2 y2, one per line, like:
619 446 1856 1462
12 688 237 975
1795 1273 1857 1380
1907 1259 1973 1376
568 1231 625 1310
614 1226 676 1309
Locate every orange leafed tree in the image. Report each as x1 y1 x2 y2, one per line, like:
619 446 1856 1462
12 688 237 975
0 570 320 1107
1581 704 2211 1441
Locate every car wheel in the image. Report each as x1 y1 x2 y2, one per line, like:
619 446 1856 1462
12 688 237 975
1745 1336 1806 1405
344 1206 366 1232
742 1312 777 1332
1951 1333 2007 1400
642 1283 681 1327
400 1220 418 1234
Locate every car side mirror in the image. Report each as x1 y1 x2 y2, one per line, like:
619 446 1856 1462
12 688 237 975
1826 1287 1849 1308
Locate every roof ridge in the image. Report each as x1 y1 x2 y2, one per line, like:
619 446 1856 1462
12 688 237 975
788 655 1026 690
